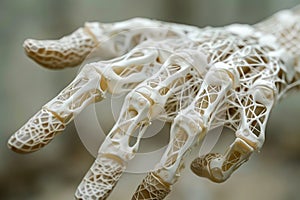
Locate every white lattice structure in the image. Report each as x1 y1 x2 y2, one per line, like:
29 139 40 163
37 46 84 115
8 5 300 200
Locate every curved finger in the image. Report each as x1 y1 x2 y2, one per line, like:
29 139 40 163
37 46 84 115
191 81 276 182
8 64 105 153
191 139 253 183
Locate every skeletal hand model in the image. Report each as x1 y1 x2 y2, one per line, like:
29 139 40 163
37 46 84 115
8 6 300 200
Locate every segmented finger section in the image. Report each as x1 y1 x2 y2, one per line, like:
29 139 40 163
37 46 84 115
23 27 97 69
190 153 223 183
75 155 125 200
8 109 65 153
132 172 170 200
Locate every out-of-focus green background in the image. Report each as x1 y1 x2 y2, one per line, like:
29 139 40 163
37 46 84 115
1 0 300 199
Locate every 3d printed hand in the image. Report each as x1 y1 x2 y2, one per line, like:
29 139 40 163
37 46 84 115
8 6 300 200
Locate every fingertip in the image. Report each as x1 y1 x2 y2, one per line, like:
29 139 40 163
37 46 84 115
75 155 125 199
23 39 41 56
190 154 225 183
7 134 37 154
8 109 65 154
23 38 55 68
23 38 35 50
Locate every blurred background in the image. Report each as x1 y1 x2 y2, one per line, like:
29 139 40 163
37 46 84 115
1 0 300 199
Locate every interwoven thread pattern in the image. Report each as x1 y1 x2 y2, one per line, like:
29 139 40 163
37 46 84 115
75 155 125 200
8 109 65 153
8 7 300 200
132 172 170 200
